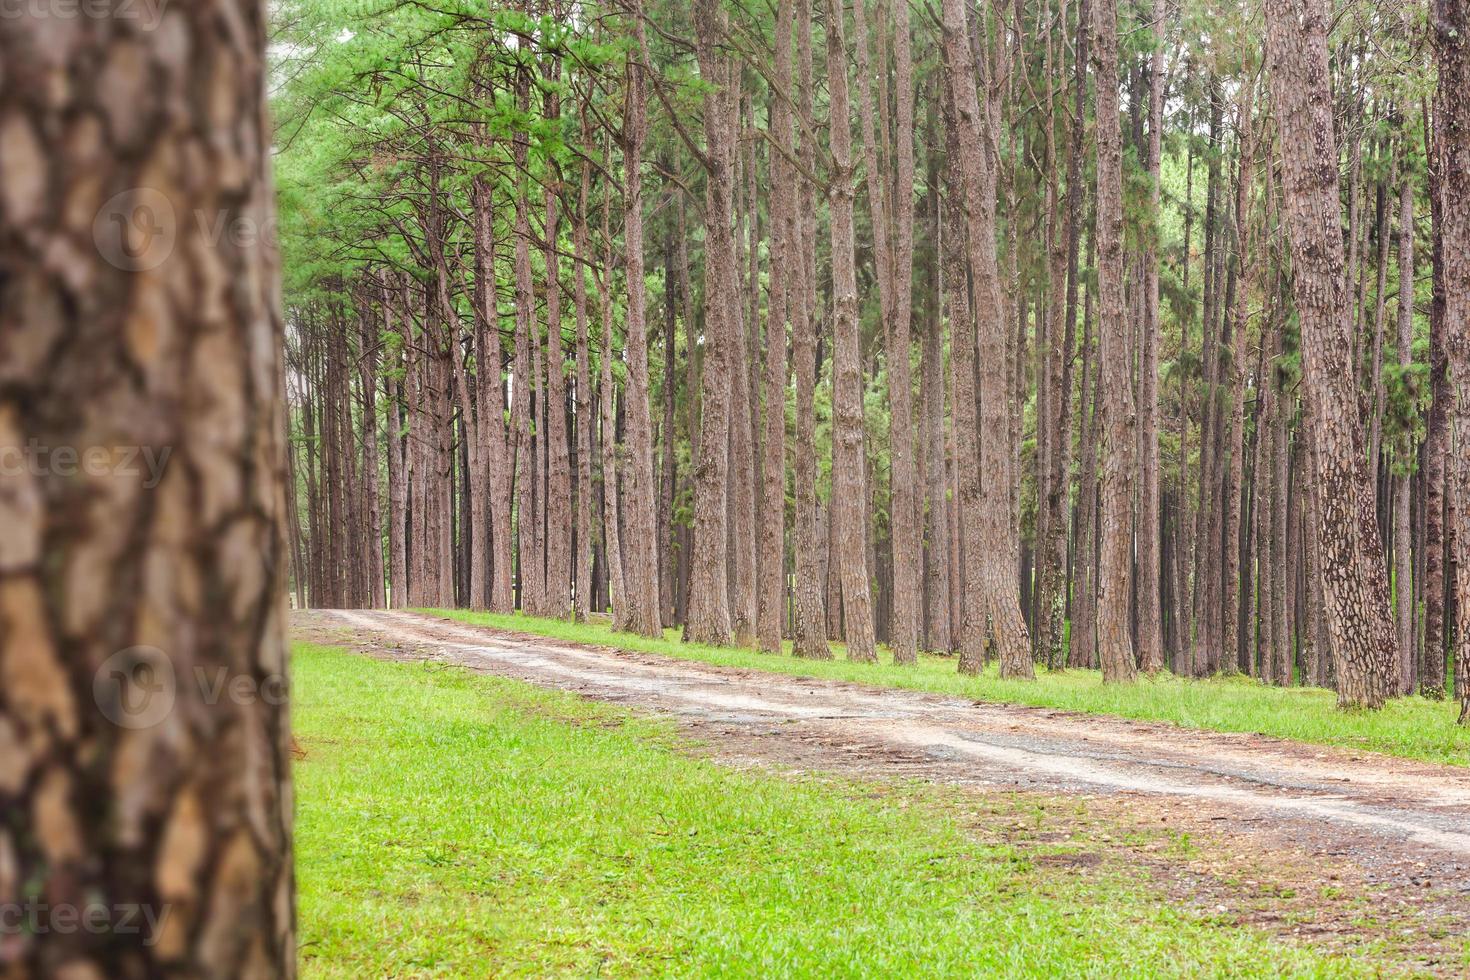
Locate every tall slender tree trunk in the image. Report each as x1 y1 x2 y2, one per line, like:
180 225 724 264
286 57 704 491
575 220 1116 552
922 108 953 653
618 5 664 636
385 293 410 609
1092 0 1138 683
788 0 832 660
1071 227 1100 669
1433 0 1470 723
1394 171 1417 694
360 305 386 608
1264 0 1401 708
1421 101 1450 700
758 0 797 655
686 0 737 645
726 87 759 647
940 0 1033 678
852 0 921 664
472 175 516 614
573 140 598 623
1222 101 1257 677
661 204 681 627
825 0 879 663
1136 0 1165 671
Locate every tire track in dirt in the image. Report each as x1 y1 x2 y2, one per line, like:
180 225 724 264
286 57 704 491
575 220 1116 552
321 609 1470 861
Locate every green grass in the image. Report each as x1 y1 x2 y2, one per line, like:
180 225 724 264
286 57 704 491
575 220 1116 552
424 608 1470 768
295 641 1368 977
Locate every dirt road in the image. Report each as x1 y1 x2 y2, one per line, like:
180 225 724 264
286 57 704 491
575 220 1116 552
299 609 1470 971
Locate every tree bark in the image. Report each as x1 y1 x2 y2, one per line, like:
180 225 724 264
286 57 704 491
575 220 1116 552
825 0 879 663
686 0 737 646
758 0 798 655
1264 0 1401 708
1092 0 1138 683
1422 99 1450 699
1394 170 1416 694
617 5 664 636
939 0 1033 678
1433 0 1470 722
0 3 296 970
1135 0 1165 672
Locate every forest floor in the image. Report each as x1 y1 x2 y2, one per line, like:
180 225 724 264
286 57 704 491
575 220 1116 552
294 609 1470 976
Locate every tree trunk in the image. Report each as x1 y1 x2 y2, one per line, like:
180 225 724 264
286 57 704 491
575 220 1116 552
825 0 879 663
1433 0 1470 723
686 0 737 646
617 6 664 636
940 0 1033 678
1092 0 1138 683
1134 0 1165 672
1422 99 1450 699
573 147 597 622
758 0 798 655
1394 171 1417 694
0 4 296 969
1264 0 1401 708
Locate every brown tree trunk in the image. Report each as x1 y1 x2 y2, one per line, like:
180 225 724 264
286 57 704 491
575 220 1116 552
1422 99 1450 699
385 294 410 609
1222 100 1257 678
1071 227 1100 669
573 150 597 623
1264 0 1401 708
1394 171 1417 694
360 305 386 609
472 174 516 614
1434 0 1470 723
1271 319 1292 686
512 62 542 616
661 200 681 628
686 0 737 646
1092 0 1138 683
854 0 921 665
617 5 664 636
758 0 798 655
539 46 573 621
940 0 1033 678
921 107 953 653
1134 0 1165 672
0 4 296 969
788 0 831 660
725 89 759 648
825 0 879 663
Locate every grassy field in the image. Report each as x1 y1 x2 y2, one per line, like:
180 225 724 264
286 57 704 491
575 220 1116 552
425 609 1470 767
295 641 1371 977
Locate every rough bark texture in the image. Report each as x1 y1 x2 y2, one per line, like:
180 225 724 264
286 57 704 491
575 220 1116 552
618 6 664 637
1422 105 1450 700
854 0 921 665
686 0 735 646
541 62 574 622
1092 0 1138 683
1434 0 1470 723
939 0 1033 679
1264 0 1400 708
0 3 296 972
1134 0 1165 673
758 0 796 655
788 0 831 660
825 0 879 663
1394 173 1415 694
921 137 952 654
